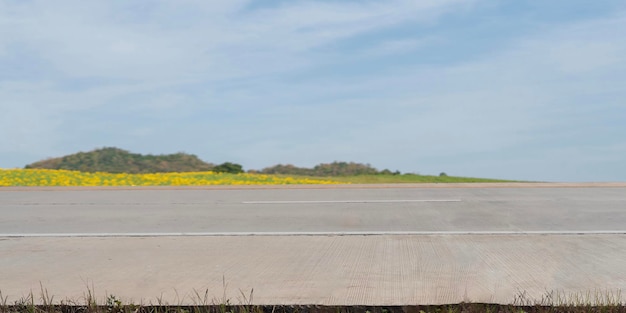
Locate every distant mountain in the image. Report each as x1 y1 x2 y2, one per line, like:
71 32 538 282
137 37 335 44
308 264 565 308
25 147 214 174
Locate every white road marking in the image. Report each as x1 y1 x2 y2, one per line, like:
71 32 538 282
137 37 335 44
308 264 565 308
2 230 625 238
242 199 462 204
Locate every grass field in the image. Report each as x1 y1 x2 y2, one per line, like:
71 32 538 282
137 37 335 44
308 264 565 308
0 169 514 187
291 173 516 184
1 289 624 313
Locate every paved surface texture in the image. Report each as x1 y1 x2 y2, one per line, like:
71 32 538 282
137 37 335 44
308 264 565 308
1 184 625 305
2 184 626 234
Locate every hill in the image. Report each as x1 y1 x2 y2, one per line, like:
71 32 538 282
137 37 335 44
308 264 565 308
22 149 512 182
259 162 387 176
24 147 214 174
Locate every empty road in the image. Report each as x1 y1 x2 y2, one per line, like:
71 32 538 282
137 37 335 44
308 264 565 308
1 183 625 305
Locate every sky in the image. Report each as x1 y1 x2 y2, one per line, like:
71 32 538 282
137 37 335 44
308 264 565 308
1 0 625 182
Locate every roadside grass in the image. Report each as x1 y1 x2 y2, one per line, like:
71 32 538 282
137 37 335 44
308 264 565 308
1 289 624 313
276 174 518 184
0 169 519 186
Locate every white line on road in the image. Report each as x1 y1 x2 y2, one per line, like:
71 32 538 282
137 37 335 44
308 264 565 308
2 230 625 238
9 200 463 206
242 199 462 204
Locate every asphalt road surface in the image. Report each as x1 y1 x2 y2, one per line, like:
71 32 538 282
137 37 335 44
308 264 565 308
1 183 626 305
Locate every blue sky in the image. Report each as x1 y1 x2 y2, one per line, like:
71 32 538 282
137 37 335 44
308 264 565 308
1 0 625 182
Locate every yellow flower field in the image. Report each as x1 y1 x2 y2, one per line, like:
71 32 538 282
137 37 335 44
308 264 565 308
0 169 344 187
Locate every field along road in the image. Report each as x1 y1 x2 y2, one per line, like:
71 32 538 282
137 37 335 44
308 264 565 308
1 183 626 305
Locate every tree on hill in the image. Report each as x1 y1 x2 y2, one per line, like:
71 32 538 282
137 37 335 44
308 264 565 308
25 147 215 174
259 161 387 176
259 164 313 176
212 162 244 174
312 161 379 176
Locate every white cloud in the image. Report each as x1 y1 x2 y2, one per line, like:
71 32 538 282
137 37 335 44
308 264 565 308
1 0 464 83
221 11 626 180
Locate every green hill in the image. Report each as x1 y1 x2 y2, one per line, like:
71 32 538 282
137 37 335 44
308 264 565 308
23 148 513 182
25 147 214 174
260 162 384 176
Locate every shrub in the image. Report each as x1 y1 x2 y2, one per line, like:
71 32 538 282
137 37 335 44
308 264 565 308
212 162 244 174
